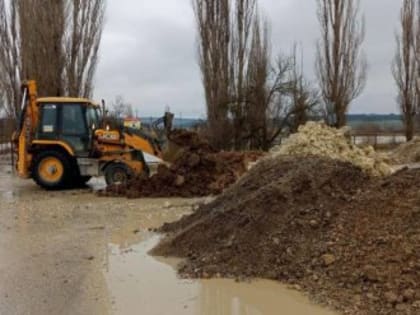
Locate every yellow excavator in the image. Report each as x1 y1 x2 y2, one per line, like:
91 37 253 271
12 80 174 189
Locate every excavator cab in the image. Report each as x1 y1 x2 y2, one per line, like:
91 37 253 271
36 99 100 156
13 80 173 190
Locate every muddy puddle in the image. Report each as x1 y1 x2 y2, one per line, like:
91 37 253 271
104 235 337 315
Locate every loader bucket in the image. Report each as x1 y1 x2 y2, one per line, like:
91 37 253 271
162 140 185 163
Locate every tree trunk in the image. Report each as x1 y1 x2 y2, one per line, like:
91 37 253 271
405 117 415 141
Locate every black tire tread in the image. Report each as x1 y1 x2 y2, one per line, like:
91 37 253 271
104 163 133 186
32 150 73 190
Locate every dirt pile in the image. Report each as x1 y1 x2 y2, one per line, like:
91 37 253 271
101 130 262 198
154 155 420 314
272 122 391 176
389 137 420 164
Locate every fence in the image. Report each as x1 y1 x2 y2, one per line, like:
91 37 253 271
350 130 413 150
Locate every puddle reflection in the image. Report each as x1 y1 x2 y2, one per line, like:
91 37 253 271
104 235 337 315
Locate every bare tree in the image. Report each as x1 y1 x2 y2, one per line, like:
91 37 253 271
243 15 270 149
19 0 66 97
244 46 319 150
64 0 105 98
249 56 294 150
288 47 320 133
194 0 318 150
194 0 271 149
316 0 367 128
110 95 134 119
0 0 21 119
0 0 105 119
393 0 418 141
193 0 232 149
229 0 257 149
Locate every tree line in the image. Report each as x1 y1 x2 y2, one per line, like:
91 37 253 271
0 0 419 149
196 0 420 149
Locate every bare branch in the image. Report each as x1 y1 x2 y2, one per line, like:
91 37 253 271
64 0 106 98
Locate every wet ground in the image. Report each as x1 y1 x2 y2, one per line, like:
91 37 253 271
0 162 337 315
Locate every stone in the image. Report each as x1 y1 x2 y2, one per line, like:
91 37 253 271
384 291 398 304
309 220 319 228
395 303 408 312
403 289 416 301
363 264 380 282
366 293 379 301
321 254 336 266
174 175 185 187
187 153 201 167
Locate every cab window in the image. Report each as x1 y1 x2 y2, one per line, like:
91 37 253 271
40 104 57 134
62 105 87 135
86 107 99 129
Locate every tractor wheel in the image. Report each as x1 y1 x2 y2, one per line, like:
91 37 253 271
104 163 133 186
32 150 72 190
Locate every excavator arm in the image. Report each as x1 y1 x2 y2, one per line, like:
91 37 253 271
14 80 38 178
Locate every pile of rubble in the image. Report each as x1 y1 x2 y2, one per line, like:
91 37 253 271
154 155 420 314
389 137 420 165
272 122 391 176
100 130 262 198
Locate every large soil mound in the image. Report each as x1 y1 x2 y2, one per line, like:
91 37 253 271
154 156 420 314
101 130 262 198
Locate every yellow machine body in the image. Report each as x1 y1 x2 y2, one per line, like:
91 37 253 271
13 80 168 189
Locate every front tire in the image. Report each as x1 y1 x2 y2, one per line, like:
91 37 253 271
104 163 133 186
32 150 72 190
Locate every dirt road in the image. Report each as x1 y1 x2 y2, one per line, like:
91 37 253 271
0 164 337 315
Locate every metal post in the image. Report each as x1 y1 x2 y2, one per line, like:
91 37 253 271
10 139 14 173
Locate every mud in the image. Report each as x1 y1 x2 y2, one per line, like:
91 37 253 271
0 167 195 315
154 156 420 314
102 130 263 198
0 167 337 315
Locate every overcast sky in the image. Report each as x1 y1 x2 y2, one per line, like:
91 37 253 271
94 0 402 117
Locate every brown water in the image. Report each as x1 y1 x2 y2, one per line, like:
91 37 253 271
104 235 337 315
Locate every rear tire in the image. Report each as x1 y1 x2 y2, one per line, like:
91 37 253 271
104 163 133 186
32 150 72 190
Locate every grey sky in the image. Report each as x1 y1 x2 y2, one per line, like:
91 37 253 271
94 0 402 117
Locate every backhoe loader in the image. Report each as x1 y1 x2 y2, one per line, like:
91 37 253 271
12 80 174 190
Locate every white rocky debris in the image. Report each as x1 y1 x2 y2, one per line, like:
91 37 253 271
271 122 391 176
